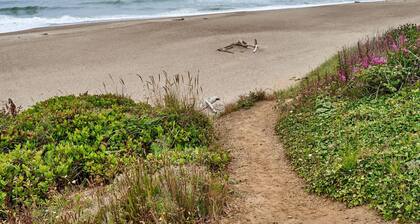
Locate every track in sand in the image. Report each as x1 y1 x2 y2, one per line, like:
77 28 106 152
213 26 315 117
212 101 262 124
217 101 386 224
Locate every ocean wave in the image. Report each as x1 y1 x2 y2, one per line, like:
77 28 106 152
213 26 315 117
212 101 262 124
0 0 384 34
0 14 149 33
80 0 128 6
0 6 48 16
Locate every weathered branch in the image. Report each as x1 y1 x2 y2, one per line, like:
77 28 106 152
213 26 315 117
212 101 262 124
217 39 259 54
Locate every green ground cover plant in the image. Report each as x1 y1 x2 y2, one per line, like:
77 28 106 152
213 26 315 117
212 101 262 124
0 75 229 223
222 89 274 115
276 24 419 222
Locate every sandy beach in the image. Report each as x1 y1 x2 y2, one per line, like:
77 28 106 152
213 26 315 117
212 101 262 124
0 0 419 107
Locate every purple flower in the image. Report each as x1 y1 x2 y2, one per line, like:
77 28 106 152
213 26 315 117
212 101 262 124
390 42 399 51
352 66 360 73
360 55 387 69
338 69 347 82
361 57 370 68
399 35 407 46
370 55 387 65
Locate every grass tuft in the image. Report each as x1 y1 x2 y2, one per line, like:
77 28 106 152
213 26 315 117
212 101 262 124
55 161 228 224
222 89 275 115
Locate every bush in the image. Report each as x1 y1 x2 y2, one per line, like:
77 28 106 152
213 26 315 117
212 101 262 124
338 24 419 96
276 24 420 222
236 90 267 109
0 93 224 220
277 87 419 221
222 89 273 115
356 36 419 94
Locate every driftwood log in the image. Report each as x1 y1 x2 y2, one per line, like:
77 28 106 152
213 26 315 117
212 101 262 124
217 39 259 54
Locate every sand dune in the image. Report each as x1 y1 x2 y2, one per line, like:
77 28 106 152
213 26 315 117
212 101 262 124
0 0 419 107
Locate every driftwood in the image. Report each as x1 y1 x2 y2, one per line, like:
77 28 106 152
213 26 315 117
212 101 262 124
202 96 220 113
200 96 224 115
217 39 259 54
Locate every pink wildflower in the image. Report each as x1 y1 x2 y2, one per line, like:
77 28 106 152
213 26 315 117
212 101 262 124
370 55 387 65
352 66 360 73
361 57 370 68
399 35 406 46
338 69 347 82
390 42 399 51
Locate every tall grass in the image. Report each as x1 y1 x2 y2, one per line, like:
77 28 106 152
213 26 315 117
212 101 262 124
138 72 202 111
56 161 228 224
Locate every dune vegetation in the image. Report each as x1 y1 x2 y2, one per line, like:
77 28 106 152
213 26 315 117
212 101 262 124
276 24 419 222
0 75 229 223
1 20 419 224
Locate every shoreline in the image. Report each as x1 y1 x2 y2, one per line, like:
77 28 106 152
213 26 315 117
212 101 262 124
0 0 384 35
1 0 419 107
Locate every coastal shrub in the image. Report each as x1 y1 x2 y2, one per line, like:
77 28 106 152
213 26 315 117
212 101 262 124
236 90 267 109
276 24 420 222
337 24 419 95
222 89 274 115
278 87 420 221
0 93 227 221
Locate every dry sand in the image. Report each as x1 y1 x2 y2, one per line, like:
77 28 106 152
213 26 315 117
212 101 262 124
0 0 420 107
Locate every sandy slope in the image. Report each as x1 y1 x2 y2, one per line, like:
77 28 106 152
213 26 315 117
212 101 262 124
217 101 386 224
1 1 420 107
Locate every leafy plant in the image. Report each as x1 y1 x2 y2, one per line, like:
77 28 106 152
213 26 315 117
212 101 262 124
0 92 227 222
222 89 273 115
276 24 420 222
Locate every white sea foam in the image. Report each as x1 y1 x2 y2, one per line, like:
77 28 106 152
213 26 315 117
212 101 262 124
0 15 146 33
0 0 383 34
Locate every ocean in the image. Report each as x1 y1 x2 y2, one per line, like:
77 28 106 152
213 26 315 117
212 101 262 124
0 0 379 33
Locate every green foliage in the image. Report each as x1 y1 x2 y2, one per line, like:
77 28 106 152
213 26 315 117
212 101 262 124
146 146 230 171
0 94 224 220
277 87 419 221
276 24 420 222
387 24 419 47
236 90 267 109
223 89 271 116
356 37 419 94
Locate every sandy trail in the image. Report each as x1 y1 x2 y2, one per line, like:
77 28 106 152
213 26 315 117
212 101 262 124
217 101 386 224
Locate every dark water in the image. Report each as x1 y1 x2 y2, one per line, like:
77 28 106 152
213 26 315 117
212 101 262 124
0 0 377 33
